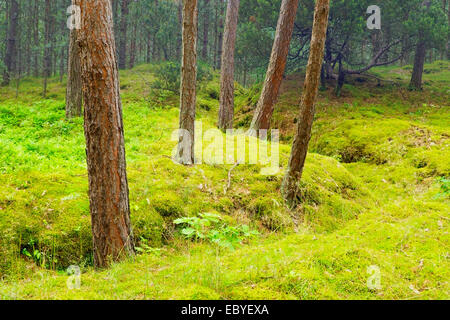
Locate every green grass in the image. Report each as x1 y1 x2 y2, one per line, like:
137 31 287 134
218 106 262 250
0 62 448 299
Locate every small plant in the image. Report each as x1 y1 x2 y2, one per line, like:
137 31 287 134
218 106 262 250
151 61 180 94
135 237 163 256
174 213 259 250
435 177 450 198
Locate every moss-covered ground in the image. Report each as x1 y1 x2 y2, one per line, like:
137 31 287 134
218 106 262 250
0 62 448 299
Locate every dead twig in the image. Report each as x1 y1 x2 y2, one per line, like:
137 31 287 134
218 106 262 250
224 161 241 195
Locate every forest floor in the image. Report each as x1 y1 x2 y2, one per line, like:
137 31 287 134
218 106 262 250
0 61 448 299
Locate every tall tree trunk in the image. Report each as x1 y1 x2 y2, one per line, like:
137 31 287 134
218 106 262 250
33 0 39 77
176 0 183 60
176 0 198 165
335 58 345 96
66 0 83 119
447 0 450 59
202 0 210 61
79 0 134 268
250 0 300 132
216 0 224 69
129 18 137 68
43 0 52 97
281 0 330 205
2 0 19 86
118 0 130 69
410 35 426 90
218 0 240 130
213 0 219 69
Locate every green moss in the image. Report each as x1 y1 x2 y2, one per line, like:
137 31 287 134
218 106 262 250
150 192 186 218
227 284 297 300
0 63 448 299
169 284 221 300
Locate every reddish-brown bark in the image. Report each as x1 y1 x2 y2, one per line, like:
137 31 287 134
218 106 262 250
176 0 198 165
79 0 135 268
218 0 240 130
250 0 300 132
282 0 330 205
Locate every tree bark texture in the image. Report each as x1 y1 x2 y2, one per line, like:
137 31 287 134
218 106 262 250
281 0 330 206
176 0 198 165
250 0 300 132
202 0 210 61
79 0 135 268
118 0 131 69
410 36 426 90
2 0 19 86
66 0 83 119
218 0 240 130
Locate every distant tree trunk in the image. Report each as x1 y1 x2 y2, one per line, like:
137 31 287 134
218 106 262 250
250 0 300 132
66 0 83 119
281 0 330 206
43 0 52 97
118 0 131 69
216 0 224 69
33 0 39 77
335 58 345 96
176 0 198 165
410 35 426 90
2 0 19 86
79 0 135 268
202 0 210 61
371 29 381 60
177 0 183 60
447 0 450 59
129 19 137 68
213 0 219 69
218 0 240 130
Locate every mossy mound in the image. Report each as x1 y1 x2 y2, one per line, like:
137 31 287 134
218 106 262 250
296 154 374 232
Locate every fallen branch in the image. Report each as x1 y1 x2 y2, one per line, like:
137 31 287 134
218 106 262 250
224 161 241 195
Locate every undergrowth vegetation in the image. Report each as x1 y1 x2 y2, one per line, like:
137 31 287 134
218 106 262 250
0 61 448 299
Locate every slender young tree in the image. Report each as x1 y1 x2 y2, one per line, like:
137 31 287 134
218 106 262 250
118 0 131 69
409 33 426 90
218 0 240 130
202 0 210 61
66 0 82 119
281 0 330 205
42 0 52 97
250 0 300 132
176 0 198 165
79 0 135 268
216 0 224 69
2 0 19 86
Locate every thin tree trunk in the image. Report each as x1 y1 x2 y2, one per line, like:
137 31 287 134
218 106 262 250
410 35 426 90
281 0 330 205
66 0 83 119
218 0 240 130
129 18 137 68
176 0 198 165
2 0 19 86
202 0 210 61
43 0 52 97
216 0 224 69
213 0 219 69
250 0 300 132
447 0 450 59
79 0 134 268
176 0 182 60
118 0 130 69
33 0 39 77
